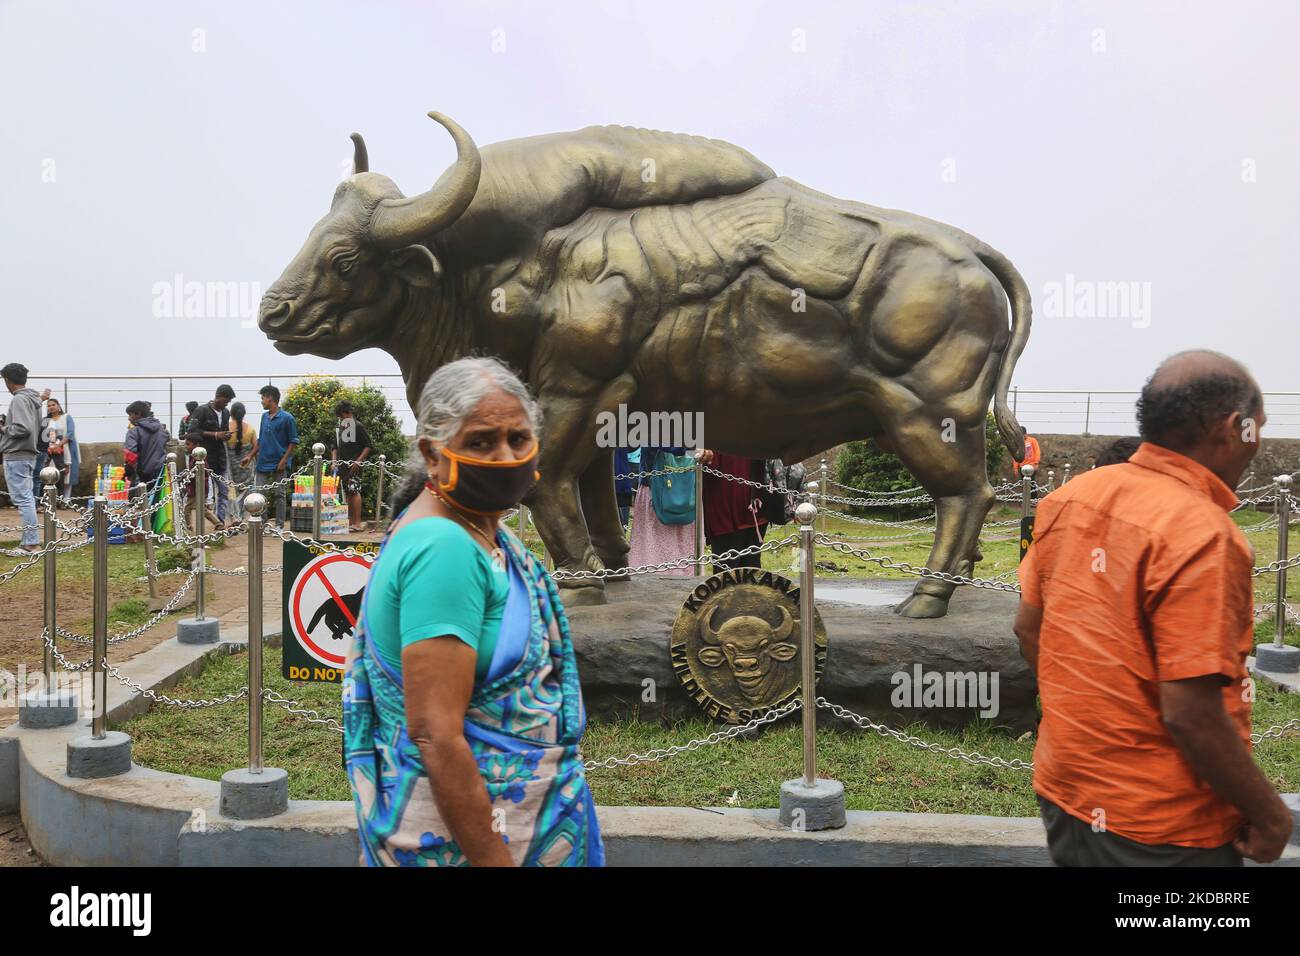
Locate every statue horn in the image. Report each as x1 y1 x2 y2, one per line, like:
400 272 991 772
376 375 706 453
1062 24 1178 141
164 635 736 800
369 111 482 248
350 132 369 174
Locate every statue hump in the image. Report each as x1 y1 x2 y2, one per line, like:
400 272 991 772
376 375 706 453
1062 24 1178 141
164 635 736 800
458 126 776 245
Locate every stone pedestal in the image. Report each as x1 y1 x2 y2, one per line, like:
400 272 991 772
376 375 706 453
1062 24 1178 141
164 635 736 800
177 617 220 645
1255 643 1300 675
18 689 80 729
779 777 847 830
67 731 132 778
565 576 1037 732
220 767 289 819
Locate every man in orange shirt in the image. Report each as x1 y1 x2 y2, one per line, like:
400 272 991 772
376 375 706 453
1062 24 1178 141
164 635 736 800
1015 351 1292 865
1022 433 1041 469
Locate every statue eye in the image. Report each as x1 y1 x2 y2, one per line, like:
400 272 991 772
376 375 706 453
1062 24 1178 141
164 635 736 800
336 258 355 276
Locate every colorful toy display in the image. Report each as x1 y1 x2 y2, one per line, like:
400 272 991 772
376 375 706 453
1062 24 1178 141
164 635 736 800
291 474 348 536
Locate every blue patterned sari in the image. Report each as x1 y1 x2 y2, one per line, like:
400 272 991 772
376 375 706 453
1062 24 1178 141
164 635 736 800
342 519 604 866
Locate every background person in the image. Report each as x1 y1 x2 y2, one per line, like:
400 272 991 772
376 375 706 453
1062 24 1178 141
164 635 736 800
35 397 78 504
330 400 372 532
179 400 198 437
186 384 235 526
227 401 258 520
627 443 696 577
613 446 637 528
249 384 297 528
1093 435 1141 468
699 449 767 573
1015 350 1293 866
1 363 48 552
123 401 169 486
181 437 220 530
343 356 603 867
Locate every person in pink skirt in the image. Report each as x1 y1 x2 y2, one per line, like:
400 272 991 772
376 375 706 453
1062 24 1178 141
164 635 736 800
627 445 698 577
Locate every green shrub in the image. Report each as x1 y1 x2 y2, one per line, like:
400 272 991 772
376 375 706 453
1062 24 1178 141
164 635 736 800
835 413 1007 513
281 377 408 519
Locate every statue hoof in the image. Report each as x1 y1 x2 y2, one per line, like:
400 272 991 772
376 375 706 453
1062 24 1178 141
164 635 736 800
894 592 950 619
559 584 608 608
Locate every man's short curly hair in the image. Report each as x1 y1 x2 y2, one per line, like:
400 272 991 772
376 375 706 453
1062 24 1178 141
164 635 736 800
1136 364 1260 450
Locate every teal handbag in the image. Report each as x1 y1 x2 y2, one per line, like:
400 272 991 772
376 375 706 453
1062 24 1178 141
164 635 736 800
650 451 696 525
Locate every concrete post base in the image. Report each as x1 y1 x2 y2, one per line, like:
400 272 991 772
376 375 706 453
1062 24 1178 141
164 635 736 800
221 767 289 820
18 689 80 729
67 731 132 778
1256 643 1300 674
177 617 220 645
778 777 847 831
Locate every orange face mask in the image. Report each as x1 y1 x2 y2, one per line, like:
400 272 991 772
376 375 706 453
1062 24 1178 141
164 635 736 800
429 442 540 517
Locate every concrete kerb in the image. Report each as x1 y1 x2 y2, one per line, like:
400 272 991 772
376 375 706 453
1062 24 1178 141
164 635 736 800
2 626 1298 865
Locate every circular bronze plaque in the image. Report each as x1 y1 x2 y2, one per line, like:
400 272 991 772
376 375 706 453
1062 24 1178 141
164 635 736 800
670 568 827 724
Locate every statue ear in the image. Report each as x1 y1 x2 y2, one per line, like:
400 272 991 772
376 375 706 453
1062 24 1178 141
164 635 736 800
697 647 726 668
386 244 441 288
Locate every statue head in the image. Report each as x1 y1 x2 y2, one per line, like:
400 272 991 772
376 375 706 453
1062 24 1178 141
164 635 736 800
259 111 481 359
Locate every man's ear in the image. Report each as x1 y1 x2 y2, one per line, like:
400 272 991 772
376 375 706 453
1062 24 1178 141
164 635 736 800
386 244 441 288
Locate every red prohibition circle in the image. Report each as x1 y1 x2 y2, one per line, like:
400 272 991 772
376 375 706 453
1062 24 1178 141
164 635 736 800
291 552 373 667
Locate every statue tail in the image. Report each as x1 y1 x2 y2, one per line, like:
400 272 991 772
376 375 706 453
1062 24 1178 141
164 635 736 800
974 246 1032 462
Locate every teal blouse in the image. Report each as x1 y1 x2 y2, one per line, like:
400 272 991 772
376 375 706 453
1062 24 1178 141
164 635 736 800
363 516 509 682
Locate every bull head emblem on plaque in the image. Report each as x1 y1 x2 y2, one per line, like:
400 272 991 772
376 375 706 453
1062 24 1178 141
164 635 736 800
697 604 798 702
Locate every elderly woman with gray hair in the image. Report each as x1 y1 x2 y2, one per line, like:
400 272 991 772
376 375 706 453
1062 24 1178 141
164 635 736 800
342 356 604 867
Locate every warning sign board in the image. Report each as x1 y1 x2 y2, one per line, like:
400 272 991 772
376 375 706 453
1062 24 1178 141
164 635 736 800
282 539 379 683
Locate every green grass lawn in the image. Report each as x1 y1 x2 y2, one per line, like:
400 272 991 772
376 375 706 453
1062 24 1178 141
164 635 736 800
121 645 1300 813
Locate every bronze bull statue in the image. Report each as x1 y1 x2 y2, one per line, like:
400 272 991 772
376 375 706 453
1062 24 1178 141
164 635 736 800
260 111 1030 618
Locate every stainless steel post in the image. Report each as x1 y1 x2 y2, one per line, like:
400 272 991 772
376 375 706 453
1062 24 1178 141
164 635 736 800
819 459 828 536
312 442 325 539
1276 475 1292 648
193 447 207 621
694 452 706 575
375 453 386 525
1020 464 1036 517
796 501 817 786
137 483 159 606
1046 469 1056 492
245 492 266 773
166 451 185 537
41 467 59 684
92 496 108 739
1062 462 1072 486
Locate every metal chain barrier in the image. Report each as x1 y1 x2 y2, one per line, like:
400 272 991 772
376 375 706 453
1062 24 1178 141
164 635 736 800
40 627 93 672
103 659 250 709
550 533 800 581
1252 717 1300 744
56 569 198 645
583 698 801 770
816 696 1034 771
262 688 345 734
815 533 1022 593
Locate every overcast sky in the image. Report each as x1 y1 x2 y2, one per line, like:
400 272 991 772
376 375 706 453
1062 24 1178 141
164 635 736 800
2 0 1297 440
